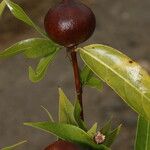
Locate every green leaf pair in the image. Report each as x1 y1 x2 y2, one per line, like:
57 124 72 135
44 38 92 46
59 88 77 125
24 89 121 149
59 88 87 130
24 88 108 149
0 38 60 82
0 0 62 83
41 88 86 129
80 65 103 91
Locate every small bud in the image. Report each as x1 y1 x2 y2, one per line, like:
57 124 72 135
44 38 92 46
94 131 105 144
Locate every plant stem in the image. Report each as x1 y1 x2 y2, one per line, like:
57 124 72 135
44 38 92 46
67 47 84 120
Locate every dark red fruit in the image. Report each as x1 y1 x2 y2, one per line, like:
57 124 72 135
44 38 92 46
44 0 96 47
44 140 80 150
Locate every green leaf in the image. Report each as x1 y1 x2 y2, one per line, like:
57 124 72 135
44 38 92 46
134 116 150 150
74 100 87 131
80 65 93 84
29 48 59 82
100 119 112 135
4 0 46 38
1 140 27 150
0 38 58 59
23 40 59 59
80 44 150 121
80 65 103 91
59 88 76 125
24 122 109 150
99 118 121 147
41 106 54 122
103 125 121 147
87 123 98 138
0 0 6 17
86 77 103 91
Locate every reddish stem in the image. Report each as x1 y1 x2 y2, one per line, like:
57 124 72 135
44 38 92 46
68 47 84 120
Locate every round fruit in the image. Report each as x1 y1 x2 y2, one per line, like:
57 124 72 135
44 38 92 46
44 0 96 47
44 140 80 150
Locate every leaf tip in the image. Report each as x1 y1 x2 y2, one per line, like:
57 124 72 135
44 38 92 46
23 122 31 126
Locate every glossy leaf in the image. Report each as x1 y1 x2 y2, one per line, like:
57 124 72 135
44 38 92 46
74 100 87 131
59 88 76 125
0 0 6 17
87 123 98 138
1 140 27 150
135 116 150 150
80 44 150 121
24 122 109 150
0 38 58 59
29 49 59 82
4 0 46 38
41 106 54 122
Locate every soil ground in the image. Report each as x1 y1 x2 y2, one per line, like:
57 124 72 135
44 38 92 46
0 0 150 149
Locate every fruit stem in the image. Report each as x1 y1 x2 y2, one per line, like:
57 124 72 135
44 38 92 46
68 47 84 120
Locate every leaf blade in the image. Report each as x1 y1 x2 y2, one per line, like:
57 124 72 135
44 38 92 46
86 77 103 91
100 119 112 135
74 100 87 131
58 88 76 125
0 0 6 17
24 122 109 150
80 44 150 121
80 65 103 91
80 65 93 84
103 124 121 147
0 38 58 59
135 116 150 150
29 49 59 82
4 0 46 37
87 123 98 138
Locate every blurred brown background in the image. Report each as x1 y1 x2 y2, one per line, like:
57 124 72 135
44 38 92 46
0 0 150 149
